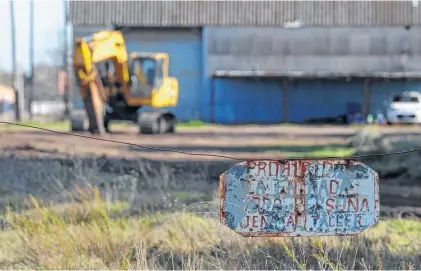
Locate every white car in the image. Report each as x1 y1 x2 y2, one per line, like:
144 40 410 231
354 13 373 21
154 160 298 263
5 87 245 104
386 91 421 124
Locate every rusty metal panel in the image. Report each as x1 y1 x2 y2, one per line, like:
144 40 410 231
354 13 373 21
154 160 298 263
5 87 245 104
220 159 380 237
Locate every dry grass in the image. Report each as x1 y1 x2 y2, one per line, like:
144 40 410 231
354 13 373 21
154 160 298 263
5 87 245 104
0 184 420 270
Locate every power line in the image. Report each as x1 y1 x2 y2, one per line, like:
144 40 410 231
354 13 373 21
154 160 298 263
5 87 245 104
0 121 419 161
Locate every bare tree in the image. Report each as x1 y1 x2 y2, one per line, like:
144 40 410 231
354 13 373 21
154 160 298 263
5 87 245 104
47 28 66 67
45 27 71 119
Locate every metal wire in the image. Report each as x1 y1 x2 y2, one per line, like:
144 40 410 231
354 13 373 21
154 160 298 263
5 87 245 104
0 121 419 161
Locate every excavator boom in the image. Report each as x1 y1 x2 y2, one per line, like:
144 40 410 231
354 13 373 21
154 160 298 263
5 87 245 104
72 30 130 134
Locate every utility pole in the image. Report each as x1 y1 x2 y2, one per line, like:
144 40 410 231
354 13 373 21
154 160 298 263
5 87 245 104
62 0 70 119
28 0 34 120
10 0 21 121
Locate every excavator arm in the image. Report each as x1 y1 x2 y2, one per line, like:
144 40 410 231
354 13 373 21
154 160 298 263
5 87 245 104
72 30 130 134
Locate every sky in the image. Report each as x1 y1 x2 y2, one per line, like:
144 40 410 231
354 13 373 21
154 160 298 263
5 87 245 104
0 0 66 73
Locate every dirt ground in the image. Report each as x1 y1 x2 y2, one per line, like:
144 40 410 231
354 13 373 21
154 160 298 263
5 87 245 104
0 124 357 161
0 123 420 219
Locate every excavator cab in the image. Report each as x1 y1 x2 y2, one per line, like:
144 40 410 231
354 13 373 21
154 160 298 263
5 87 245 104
127 53 178 108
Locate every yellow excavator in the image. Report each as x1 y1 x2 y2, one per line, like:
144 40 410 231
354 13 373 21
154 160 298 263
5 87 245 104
71 29 179 135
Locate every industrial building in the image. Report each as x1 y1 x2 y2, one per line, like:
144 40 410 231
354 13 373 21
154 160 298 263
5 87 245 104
68 0 421 124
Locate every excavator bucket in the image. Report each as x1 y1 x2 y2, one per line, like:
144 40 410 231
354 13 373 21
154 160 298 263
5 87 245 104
83 78 106 134
71 69 107 134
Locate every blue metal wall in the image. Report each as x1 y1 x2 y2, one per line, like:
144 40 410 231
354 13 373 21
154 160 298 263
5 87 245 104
287 80 365 123
117 29 204 122
210 78 283 124
287 79 421 123
209 79 366 124
203 76 421 125
208 78 421 124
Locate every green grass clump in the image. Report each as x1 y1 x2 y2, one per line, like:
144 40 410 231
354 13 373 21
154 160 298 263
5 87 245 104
285 147 355 158
176 120 211 128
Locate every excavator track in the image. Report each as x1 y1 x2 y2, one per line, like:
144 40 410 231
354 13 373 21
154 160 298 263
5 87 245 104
138 111 176 135
70 110 88 132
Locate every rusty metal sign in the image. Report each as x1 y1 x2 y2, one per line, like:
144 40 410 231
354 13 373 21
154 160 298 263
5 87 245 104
220 159 380 237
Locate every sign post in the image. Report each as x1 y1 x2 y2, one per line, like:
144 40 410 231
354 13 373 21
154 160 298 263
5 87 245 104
220 159 379 237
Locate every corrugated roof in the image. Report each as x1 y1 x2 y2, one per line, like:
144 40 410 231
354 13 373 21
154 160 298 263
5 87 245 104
212 70 421 79
69 0 420 27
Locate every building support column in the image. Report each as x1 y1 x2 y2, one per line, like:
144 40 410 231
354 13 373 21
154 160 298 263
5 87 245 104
363 78 371 118
210 76 215 123
282 78 288 123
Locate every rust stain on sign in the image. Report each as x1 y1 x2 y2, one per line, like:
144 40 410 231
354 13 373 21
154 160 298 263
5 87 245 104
220 159 380 237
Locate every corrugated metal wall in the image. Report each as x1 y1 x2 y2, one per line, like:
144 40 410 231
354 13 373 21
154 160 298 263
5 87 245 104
202 27 421 124
115 28 203 122
210 78 283 124
287 80 365 123
206 26 421 77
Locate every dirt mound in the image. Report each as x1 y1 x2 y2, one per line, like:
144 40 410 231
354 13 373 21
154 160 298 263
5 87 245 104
350 128 421 186
350 128 421 155
350 128 421 218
